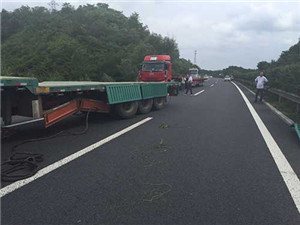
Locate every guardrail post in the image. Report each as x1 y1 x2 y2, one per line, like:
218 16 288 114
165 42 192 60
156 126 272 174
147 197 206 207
278 95 282 103
297 104 299 114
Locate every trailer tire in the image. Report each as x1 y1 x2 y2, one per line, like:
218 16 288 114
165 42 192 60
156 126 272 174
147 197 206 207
138 99 153 114
2 92 12 125
115 101 138 119
153 97 165 110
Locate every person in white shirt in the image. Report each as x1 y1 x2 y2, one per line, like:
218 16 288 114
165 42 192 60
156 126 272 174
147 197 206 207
185 74 193 95
254 72 268 102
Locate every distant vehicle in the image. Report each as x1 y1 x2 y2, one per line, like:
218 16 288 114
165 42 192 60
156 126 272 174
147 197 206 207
137 55 172 82
224 75 231 81
188 68 204 86
230 75 234 80
203 75 209 80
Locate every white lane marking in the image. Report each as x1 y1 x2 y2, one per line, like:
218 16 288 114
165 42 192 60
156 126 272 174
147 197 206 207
232 81 300 213
0 117 153 198
194 90 205 96
210 84 214 87
2 118 44 128
236 82 294 126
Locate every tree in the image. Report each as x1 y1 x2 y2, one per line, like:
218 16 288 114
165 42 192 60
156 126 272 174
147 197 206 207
257 61 269 71
1 4 189 81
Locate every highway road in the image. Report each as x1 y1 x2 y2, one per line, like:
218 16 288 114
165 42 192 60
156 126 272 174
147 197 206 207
1 78 300 225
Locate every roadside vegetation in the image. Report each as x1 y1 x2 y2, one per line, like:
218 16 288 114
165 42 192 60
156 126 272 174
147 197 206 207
1 3 198 82
201 41 300 123
202 41 300 96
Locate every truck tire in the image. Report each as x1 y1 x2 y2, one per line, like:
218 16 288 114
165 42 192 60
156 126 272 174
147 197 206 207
115 101 138 119
138 99 153 114
2 92 12 125
153 97 165 110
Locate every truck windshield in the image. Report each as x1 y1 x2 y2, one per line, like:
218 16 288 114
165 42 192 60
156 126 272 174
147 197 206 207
142 62 164 72
189 70 198 75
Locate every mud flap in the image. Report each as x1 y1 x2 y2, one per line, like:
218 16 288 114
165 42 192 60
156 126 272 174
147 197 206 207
44 100 79 128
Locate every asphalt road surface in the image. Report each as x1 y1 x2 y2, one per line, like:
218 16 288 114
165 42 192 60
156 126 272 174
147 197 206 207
1 78 300 225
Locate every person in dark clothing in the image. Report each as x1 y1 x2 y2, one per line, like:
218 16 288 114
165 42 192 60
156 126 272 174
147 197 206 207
184 75 188 91
185 74 193 95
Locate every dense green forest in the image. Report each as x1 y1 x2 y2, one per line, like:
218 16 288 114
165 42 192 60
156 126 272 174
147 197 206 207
203 41 300 95
1 3 198 81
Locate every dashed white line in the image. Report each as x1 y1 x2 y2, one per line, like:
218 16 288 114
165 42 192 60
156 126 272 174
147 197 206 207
194 90 205 96
0 117 153 198
210 84 214 87
232 81 300 214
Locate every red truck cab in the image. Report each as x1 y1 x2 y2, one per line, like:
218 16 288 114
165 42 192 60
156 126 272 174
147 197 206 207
137 55 172 82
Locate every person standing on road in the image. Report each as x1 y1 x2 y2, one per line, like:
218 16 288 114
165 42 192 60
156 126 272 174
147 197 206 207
185 74 193 95
184 74 189 91
254 72 268 102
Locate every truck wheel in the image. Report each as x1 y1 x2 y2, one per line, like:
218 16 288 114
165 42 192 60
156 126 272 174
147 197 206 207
2 93 12 125
153 97 165 110
138 99 153 114
115 101 138 119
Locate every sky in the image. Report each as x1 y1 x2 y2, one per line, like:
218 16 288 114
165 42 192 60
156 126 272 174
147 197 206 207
2 0 300 70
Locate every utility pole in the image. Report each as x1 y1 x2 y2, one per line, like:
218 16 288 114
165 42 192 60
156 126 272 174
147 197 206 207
48 0 58 12
194 50 197 64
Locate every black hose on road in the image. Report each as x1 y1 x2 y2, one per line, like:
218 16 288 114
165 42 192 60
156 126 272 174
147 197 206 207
1 109 93 182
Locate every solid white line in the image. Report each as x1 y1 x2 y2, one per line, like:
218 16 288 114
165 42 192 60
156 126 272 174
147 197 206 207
210 84 214 87
0 117 153 198
232 81 300 213
236 82 294 126
2 118 44 128
194 90 205 96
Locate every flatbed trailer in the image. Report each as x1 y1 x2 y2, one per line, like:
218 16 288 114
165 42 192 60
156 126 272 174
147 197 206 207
1 76 179 127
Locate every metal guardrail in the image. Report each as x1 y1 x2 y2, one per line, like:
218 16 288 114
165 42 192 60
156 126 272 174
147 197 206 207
235 78 300 140
235 78 300 113
268 88 300 105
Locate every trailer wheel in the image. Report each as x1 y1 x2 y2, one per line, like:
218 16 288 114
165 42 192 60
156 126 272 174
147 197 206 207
138 99 153 114
2 92 12 125
115 101 138 119
153 97 165 110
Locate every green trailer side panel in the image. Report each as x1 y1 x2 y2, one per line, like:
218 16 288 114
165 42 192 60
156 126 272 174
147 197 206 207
141 83 167 99
295 123 300 140
0 76 39 93
38 81 107 94
106 84 142 104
